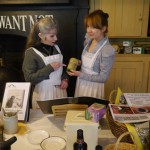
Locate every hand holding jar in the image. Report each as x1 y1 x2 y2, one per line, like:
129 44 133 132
67 58 81 72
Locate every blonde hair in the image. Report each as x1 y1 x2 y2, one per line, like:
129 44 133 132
25 17 58 50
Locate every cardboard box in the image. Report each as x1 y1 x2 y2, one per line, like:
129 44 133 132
64 111 99 150
85 103 106 122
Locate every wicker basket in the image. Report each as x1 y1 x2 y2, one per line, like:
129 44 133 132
104 132 137 150
106 90 133 143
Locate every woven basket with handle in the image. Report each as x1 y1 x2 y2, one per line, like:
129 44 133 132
106 90 133 143
104 132 138 150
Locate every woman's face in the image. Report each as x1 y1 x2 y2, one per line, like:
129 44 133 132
40 28 58 46
86 25 105 41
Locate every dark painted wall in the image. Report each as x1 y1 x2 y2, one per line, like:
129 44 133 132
0 0 89 97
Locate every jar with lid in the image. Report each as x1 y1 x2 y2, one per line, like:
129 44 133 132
67 58 78 72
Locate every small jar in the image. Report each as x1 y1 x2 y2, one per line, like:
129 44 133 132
3 114 18 134
67 58 78 72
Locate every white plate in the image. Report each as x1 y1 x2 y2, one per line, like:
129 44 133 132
41 136 66 150
27 130 49 145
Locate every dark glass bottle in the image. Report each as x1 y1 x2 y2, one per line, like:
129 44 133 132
95 145 103 150
73 129 87 150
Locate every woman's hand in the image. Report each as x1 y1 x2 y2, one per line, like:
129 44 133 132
78 60 82 66
50 62 66 70
67 70 81 76
60 79 68 89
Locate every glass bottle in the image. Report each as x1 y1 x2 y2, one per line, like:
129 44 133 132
73 129 87 150
95 145 103 150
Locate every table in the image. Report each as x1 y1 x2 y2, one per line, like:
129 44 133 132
3 109 116 150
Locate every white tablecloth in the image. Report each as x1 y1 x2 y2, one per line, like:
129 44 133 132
3 109 116 150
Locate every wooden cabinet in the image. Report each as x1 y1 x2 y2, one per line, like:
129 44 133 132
90 0 149 37
104 54 150 100
148 69 150 93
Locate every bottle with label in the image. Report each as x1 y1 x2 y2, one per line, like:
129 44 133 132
95 145 103 150
67 58 78 72
73 129 87 150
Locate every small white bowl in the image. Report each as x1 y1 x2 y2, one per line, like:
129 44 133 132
41 136 66 150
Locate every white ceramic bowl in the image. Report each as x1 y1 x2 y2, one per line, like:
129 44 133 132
40 136 66 150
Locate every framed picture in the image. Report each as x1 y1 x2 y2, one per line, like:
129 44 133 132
0 0 70 4
1 82 31 121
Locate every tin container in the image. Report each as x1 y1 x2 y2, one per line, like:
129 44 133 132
67 58 78 72
132 47 144 54
64 111 99 150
